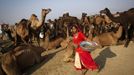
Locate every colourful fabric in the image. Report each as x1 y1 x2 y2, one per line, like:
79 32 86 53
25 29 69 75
73 32 98 70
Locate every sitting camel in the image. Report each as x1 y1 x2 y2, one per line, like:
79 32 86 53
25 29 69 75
40 29 64 50
92 25 123 47
0 44 45 75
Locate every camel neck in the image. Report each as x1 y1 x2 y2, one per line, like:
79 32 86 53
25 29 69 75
41 14 46 25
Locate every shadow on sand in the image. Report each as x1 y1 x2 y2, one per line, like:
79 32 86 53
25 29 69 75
94 47 117 72
25 48 64 75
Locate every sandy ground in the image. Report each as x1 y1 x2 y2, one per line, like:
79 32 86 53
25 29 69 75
21 41 134 75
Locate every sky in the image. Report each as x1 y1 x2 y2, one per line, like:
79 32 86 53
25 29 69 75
0 0 134 25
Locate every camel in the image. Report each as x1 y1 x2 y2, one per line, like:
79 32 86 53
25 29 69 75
62 12 79 24
0 24 12 40
46 19 58 40
29 8 51 45
15 19 31 45
93 15 105 26
40 29 64 50
52 14 79 39
14 44 44 70
100 8 134 47
93 15 112 34
59 13 80 38
53 19 64 38
0 44 45 75
29 8 51 30
80 13 92 35
53 18 66 38
1 24 17 44
92 25 123 47
92 15 110 35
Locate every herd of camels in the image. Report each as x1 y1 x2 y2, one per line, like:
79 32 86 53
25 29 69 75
0 8 134 75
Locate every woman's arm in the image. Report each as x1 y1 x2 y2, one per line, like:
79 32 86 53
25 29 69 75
73 43 78 49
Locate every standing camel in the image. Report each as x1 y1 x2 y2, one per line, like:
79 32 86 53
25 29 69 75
29 8 51 45
15 19 31 45
100 8 134 47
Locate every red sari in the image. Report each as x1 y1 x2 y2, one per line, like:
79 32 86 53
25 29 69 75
73 32 98 70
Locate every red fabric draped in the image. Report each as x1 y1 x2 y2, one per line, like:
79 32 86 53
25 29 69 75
73 32 98 70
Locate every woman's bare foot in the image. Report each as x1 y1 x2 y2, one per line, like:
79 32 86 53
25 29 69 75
81 69 88 75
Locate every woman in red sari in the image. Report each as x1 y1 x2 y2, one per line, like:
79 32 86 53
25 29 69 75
71 24 98 74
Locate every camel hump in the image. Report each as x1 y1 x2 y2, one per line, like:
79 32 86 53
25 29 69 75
19 19 28 24
127 8 134 15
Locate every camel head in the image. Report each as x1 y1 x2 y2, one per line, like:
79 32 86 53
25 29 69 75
42 8 52 16
82 12 87 17
100 8 110 15
63 12 69 18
